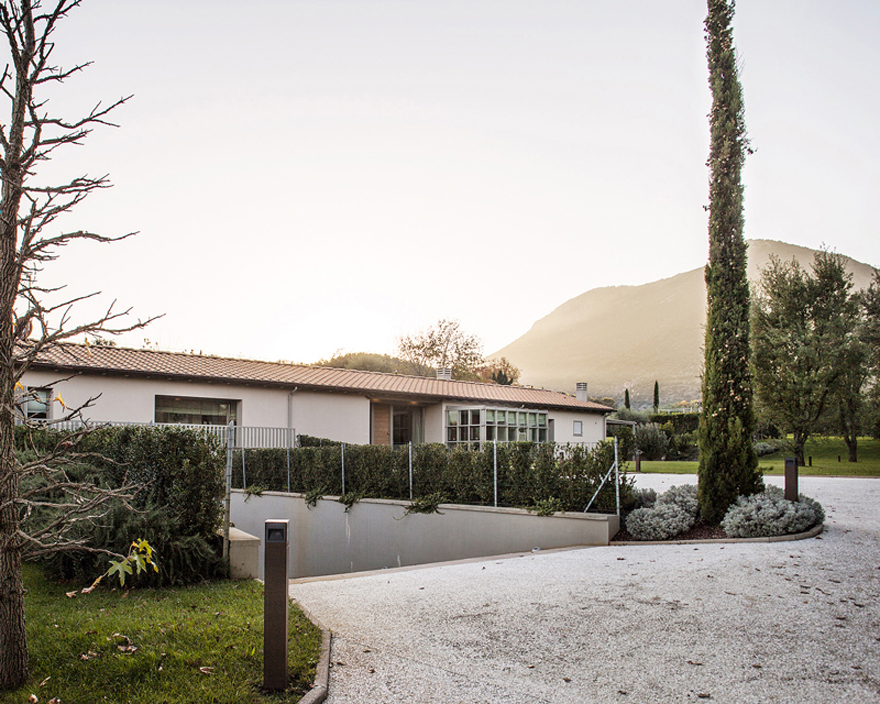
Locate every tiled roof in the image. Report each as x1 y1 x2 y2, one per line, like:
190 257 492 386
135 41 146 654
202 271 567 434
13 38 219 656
28 343 613 413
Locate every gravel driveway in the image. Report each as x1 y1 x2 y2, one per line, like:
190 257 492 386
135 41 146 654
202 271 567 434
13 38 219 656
289 475 880 703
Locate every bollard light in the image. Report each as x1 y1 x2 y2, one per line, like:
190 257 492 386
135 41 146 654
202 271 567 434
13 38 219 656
784 458 798 502
264 519 289 692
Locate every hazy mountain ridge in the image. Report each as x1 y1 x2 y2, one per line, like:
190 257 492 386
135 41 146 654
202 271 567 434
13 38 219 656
493 240 878 405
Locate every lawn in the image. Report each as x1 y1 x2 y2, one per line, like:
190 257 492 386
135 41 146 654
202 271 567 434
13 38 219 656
634 436 880 477
1 564 322 704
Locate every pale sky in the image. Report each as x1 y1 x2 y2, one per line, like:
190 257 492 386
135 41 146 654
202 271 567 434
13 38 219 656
30 0 880 365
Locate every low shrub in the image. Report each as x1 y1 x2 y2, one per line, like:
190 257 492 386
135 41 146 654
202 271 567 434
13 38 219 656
721 486 825 538
625 503 694 541
656 483 699 519
624 483 699 540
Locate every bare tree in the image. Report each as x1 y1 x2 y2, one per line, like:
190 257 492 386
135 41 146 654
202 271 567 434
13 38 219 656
396 319 484 379
0 0 155 688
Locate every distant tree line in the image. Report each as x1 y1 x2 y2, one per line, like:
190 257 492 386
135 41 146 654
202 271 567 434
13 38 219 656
316 319 521 385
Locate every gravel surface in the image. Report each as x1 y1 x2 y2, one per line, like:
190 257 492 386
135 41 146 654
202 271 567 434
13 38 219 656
289 475 880 704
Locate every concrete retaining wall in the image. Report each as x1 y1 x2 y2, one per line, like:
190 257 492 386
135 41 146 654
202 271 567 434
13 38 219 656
230 490 619 580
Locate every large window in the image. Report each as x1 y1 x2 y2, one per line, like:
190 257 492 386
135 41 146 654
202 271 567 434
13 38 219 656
447 406 548 449
155 396 239 425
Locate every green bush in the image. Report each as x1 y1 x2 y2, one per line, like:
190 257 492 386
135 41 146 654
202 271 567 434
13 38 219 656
634 422 669 460
648 412 699 434
18 425 226 586
607 424 635 459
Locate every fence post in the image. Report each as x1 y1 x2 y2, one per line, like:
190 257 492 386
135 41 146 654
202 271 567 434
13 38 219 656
241 442 247 489
409 441 413 500
341 442 346 495
614 436 620 516
286 427 292 493
493 440 498 508
222 420 235 563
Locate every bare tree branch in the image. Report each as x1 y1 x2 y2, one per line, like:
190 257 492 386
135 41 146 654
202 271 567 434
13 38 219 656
0 1 157 687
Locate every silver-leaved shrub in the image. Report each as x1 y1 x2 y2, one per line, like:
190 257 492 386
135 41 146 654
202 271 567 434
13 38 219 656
721 485 825 538
625 503 694 541
655 483 699 519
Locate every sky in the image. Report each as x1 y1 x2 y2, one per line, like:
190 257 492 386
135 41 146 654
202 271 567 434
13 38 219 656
26 0 880 365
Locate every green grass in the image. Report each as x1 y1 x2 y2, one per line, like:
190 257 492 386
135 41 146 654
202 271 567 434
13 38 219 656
634 437 880 477
2 564 322 704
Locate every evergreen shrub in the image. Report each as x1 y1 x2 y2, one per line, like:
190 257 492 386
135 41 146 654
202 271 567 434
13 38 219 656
17 425 226 586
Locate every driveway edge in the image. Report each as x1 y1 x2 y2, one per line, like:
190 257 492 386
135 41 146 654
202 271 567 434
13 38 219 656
611 522 824 546
295 599 332 704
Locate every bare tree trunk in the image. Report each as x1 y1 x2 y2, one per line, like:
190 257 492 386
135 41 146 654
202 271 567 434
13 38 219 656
840 403 859 463
0 358 28 688
0 540 28 688
792 429 806 467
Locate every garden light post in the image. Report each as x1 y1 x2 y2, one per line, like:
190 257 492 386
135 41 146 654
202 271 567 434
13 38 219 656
264 520 289 692
784 458 798 502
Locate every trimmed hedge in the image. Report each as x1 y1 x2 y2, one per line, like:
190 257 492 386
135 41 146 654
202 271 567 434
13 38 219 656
233 440 633 514
648 412 699 434
16 425 226 586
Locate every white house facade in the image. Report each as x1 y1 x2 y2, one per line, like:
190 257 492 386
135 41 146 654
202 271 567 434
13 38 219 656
20 344 612 448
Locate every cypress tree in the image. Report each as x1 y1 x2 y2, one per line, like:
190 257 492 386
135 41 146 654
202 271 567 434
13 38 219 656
624 389 631 410
698 0 762 524
653 381 660 414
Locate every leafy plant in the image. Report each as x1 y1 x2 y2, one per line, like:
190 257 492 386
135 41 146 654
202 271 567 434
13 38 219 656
304 486 326 508
243 485 266 502
530 497 564 516
86 539 159 591
337 491 364 512
399 492 447 518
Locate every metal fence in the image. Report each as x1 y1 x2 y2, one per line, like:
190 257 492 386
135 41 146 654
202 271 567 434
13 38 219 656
33 419 296 449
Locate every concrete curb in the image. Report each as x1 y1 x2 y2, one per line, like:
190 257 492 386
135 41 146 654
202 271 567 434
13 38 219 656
611 522 824 546
294 600 332 704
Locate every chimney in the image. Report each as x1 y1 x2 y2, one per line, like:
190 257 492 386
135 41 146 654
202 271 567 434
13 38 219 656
575 382 589 402
436 367 452 380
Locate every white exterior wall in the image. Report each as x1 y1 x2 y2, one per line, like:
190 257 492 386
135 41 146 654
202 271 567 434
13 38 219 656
19 370 371 444
424 403 445 443
289 390 370 444
231 490 619 580
550 409 606 445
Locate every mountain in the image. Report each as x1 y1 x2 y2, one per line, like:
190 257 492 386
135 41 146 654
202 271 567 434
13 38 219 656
492 239 878 406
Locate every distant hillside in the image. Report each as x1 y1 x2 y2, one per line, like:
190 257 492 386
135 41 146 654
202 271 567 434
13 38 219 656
492 239 877 406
